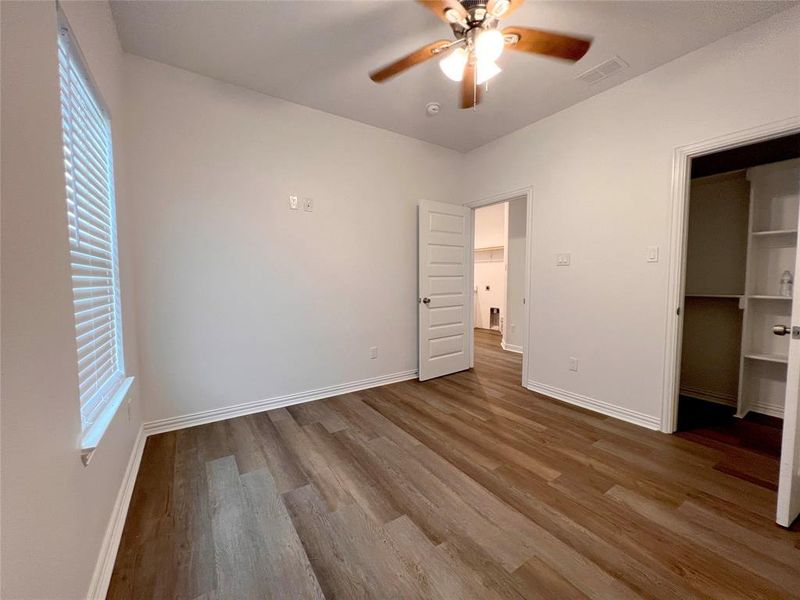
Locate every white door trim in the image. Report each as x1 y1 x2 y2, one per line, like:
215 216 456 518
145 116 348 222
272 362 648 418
465 186 533 387
661 116 800 433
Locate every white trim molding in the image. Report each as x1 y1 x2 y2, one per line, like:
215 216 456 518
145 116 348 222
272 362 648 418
748 400 784 419
143 369 418 436
527 380 661 431
501 341 523 354
86 426 147 600
661 116 800 433
678 385 737 407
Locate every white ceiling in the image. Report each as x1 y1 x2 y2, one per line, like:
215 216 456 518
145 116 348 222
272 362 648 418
110 0 794 152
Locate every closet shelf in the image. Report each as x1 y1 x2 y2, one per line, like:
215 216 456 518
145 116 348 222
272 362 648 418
748 295 792 300
744 353 788 364
751 229 798 237
684 294 741 299
474 245 504 252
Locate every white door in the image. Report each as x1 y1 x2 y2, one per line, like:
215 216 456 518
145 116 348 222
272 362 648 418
418 200 471 381
778 201 800 527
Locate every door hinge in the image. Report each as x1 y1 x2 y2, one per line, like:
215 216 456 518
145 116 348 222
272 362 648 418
677 306 681 316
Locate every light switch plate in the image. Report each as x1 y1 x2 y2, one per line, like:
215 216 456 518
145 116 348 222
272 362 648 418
569 357 578 372
647 246 659 263
369 346 378 359
289 195 299 210
556 253 571 266
303 197 314 212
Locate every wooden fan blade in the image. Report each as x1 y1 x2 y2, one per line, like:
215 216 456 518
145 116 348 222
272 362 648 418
369 40 452 82
503 26 592 62
460 64 483 109
417 0 468 23
486 0 524 19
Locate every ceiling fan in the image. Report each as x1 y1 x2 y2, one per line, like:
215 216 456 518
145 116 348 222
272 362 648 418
368 0 592 109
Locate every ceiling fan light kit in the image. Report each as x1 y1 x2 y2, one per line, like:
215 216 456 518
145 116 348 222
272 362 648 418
440 47 468 81
369 0 593 109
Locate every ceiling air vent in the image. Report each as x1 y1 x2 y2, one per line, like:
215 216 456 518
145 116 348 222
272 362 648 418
577 56 629 85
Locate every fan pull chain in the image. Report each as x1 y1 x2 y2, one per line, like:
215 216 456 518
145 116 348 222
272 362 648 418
473 75 477 111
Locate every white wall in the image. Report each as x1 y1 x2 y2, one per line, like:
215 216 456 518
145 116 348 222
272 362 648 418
474 203 507 330
505 197 527 350
462 7 800 425
474 201 507 249
122 54 463 423
0 2 142 598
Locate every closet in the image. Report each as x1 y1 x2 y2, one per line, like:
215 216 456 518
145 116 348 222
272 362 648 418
681 158 800 419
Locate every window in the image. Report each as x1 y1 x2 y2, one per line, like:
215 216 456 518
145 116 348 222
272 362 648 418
57 21 130 459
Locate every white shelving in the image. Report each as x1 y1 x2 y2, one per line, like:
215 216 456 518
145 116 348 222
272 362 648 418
680 161 800 420
685 294 742 299
751 229 798 237
744 353 789 364
474 245 504 264
736 159 800 419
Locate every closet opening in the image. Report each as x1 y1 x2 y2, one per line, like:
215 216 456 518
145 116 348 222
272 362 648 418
674 133 800 514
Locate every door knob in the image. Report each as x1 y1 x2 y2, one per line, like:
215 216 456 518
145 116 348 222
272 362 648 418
422 297 431 304
773 324 790 336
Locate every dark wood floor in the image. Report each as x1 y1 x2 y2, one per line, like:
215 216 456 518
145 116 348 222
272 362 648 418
109 329 800 599
676 396 784 491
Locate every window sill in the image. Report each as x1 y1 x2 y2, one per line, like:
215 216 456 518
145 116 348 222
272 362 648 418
80 376 134 466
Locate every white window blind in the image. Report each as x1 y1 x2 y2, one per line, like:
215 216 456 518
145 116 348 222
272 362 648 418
57 24 127 440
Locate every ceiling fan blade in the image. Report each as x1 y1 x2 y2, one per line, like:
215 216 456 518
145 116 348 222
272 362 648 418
460 64 483 109
417 0 468 24
369 40 452 83
503 27 592 62
486 0 524 19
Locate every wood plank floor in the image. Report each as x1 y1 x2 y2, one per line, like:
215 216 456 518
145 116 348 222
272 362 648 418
109 329 800 599
675 396 784 491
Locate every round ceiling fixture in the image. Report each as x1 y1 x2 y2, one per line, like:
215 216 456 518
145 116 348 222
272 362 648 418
425 102 441 116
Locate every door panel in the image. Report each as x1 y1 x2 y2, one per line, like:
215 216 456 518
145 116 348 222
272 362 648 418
777 161 800 527
418 200 471 381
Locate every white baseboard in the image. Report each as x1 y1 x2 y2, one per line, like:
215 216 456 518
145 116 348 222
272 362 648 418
526 380 661 431
747 399 784 419
679 385 737 407
87 426 146 600
501 341 522 354
143 369 418 436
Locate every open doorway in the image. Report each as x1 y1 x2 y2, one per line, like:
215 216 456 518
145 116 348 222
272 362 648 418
666 129 800 526
468 190 532 387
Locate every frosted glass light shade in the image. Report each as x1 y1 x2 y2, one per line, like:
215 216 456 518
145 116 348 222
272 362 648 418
439 48 468 82
476 60 502 85
474 29 504 63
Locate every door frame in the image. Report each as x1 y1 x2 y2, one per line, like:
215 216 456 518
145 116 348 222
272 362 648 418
661 116 800 434
464 186 534 387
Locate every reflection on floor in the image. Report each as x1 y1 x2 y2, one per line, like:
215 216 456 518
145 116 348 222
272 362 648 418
676 396 782 490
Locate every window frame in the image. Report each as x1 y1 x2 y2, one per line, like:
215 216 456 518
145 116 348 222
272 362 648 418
57 12 133 465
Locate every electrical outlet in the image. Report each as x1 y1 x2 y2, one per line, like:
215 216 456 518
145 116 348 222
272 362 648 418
303 197 314 212
556 253 571 266
569 357 578 372
289 195 299 210
369 346 378 359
